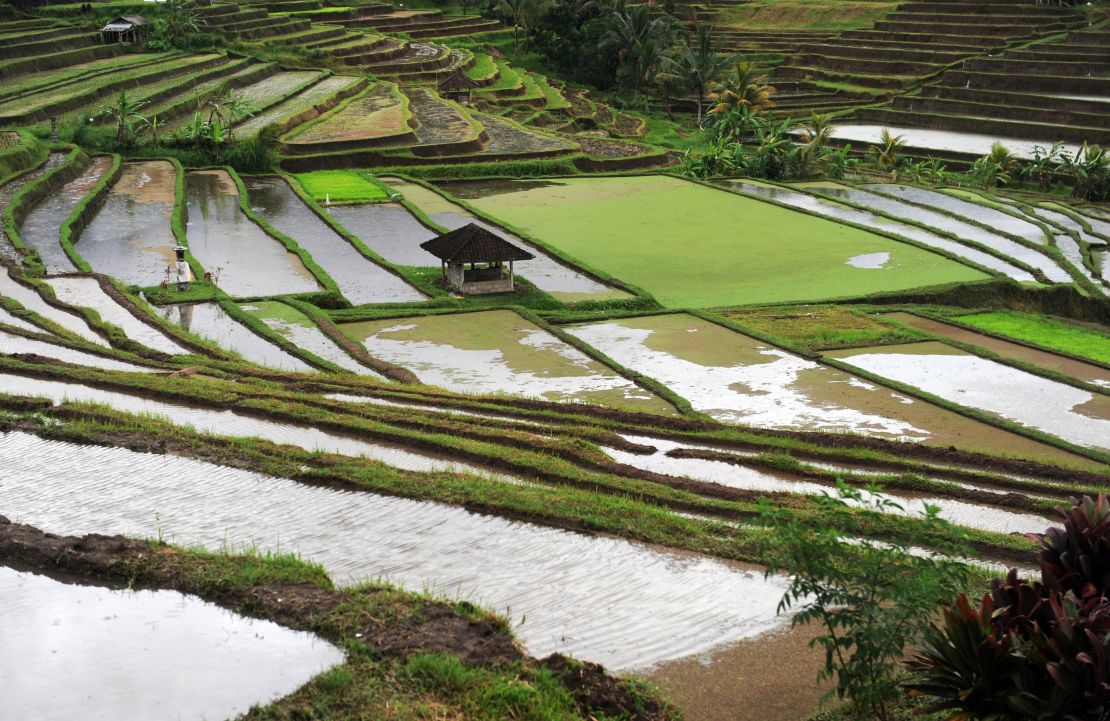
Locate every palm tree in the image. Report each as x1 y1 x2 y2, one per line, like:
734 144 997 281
518 0 551 50
97 90 147 146
869 128 904 172
797 113 834 147
218 89 254 142
163 0 205 40
602 4 676 98
707 61 775 115
142 114 163 145
658 25 733 126
1062 142 1109 200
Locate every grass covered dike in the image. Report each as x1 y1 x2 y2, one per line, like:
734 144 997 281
453 175 988 308
954 310 1110 366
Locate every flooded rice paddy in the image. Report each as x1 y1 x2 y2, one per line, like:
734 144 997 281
868 185 1049 245
0 270 108 346
0 430 790 670
816 185 1073 282
185 171 321 298
45 277 187 356
606 435 1051 535
340 310 674 413
19 156 113 274
717 180 1034 281
1 563 343 721
0 305 41 333
0 373 504 476
244 176 425 304
325 202 437 266
567 314 1093 464
887 312 1110 388
0 328 151 372
76 161 180 288
825 125 1081 160
385 177 629 301
157 302 314 372
826 341 1110 452
242 300 382 376
0 152 65 264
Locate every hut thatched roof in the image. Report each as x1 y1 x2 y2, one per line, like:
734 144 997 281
101 15 150 30
437 70 480 92
420 223 534 264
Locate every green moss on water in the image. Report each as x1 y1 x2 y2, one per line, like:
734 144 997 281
460 176 989 308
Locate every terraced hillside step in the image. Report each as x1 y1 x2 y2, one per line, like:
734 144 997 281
1006 45 1110 61
918 84 1110 117
403 86 484 155
0 43 124 80
0 25 77 42
335 39 410 65
260 0 322 10
839 29 1015 46
414 19 504 39
205 8 270 26
0 53 229 123
823 36 985 53
941 69 1110 94
890 94 1109 131
357 42 456 76
854 107 1110 144
899 1 1085 13
0 32 100 62
887 10 1082 23
381 48 475 84
962 57 1110 76
775 65 916 90
235 18 311 39
257 24 347 45
1066 30 1110 46
789 54 944 76
875 19 1073 36
140 60 278 128
796 43 970 64
344 9 444 29
236 74 366 137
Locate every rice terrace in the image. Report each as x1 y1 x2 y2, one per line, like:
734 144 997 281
0 0 1109 718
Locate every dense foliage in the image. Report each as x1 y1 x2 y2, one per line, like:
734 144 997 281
909 495 1110 721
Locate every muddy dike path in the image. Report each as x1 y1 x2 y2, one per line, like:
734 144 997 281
0 516 676 721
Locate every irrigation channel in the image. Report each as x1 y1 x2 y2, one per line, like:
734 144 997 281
0 430 792 671
1 563 342 721
19 156 113 275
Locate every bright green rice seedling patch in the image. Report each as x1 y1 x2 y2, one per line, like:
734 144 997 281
293 170 394 203
458 176 988 308
954 311 1110 365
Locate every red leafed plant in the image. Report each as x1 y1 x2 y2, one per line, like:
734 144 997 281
907 494 1110 721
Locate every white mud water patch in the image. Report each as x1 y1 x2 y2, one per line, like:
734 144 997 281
242 301 383 377
846 251 891 269
0 271 108 346
0 328 152 373
0 373 512 479
827 342 1110 452
0 431 791 671
607 435 1052 535
0 564 343 721
158 302 315 373
45 277 188 356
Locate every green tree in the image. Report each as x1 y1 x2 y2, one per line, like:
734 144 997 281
602 3 676 100
658 25 733 126
869 128 904 173
97 90 147 147
707 61 774 115
162 0 204 41
758 484 973 721
499 0 528 50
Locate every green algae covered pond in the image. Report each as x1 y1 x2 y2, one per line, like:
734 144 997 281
339 310 674 414
443 175 987 307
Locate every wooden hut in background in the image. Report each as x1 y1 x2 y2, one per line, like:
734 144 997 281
100 15 150 46
437 70 480 105
420 223 533 295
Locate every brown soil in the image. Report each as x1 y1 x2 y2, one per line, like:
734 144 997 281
544 654 674 721
642 622 830 721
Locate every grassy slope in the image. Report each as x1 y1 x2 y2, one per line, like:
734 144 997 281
955 311 1110 366
460 176 988 308
716 0 899 30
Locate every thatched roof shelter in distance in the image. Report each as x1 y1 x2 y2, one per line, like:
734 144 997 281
420 223 533 295
100 15 150 44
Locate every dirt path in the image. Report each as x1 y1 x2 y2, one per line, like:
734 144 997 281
641 621 830 721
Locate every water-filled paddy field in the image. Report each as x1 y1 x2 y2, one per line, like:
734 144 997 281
565 313 1092 465
156 301 315 372
76 160 181 287
242 300 382 376
339 309 674 413
19 156 112 274
825 341 1110 452
826 125 1082 160
45 276 186 356
0 430 791 670
244 176 425 304
185 170 321 298
2 563 342 721
387 177 630 302
443 175 988 307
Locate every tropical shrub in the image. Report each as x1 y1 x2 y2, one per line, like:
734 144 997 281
908 494 1110 721
758 484 974 721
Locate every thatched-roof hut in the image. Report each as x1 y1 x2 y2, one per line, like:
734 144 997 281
100 15 150 45
420 223 533 295
437 69 480 105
